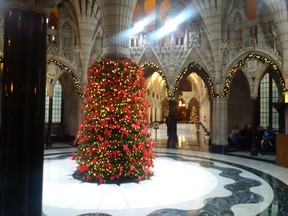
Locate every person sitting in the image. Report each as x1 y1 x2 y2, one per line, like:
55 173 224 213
255 125 264 153
260 125 275 155
228 125 240 150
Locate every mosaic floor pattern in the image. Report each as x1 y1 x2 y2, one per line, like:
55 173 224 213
42 148 288 216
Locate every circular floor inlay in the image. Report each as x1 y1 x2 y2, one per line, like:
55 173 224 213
42 157 218 210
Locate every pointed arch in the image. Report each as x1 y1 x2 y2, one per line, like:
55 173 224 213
141 61 170 97
222 53 286 98
47 58 84 98
173 62 215 99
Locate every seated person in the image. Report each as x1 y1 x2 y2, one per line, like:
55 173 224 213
260 125 275 155
228 125 240 150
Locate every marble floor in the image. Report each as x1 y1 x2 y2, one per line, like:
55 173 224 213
42 124 288 216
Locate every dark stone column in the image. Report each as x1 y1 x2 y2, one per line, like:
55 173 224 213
167 99 178 148
0 9 47 216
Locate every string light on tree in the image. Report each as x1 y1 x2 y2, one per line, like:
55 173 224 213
72 58 155 184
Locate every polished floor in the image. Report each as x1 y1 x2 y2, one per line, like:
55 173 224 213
42 124 288 216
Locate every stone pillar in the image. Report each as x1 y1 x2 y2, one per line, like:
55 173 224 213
211 97 228 153
0 1 60 215
167 99 178 148
250 98 258 156
99 0 137 59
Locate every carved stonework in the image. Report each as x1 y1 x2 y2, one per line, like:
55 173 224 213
244 36 257 47
62 21 72 50
47 43 60 55
233 12 242 23
47 63 58 80
130 47 146 62
188 31 200 48
245 59 263 80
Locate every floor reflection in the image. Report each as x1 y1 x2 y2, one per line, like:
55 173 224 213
149 123 209 151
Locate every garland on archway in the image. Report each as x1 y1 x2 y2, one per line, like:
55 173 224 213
72 58 155 184
221 54 287 97
171 54 287 99
172 62 214 99
47 59 85 98
141 62 170 97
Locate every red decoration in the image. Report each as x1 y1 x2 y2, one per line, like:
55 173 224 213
72 58 155 183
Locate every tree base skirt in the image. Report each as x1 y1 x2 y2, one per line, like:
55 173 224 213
72 170 154 185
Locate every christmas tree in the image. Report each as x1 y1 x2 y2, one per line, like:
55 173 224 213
72 58 155 184
189 106 198 124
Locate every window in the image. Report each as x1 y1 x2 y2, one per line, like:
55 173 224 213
175 37 184 45
130 38 139 47
45 80 62 124
259 73 279 131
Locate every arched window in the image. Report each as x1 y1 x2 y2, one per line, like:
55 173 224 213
259 73 279 131
45 80 62 124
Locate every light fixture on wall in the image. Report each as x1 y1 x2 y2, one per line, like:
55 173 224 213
284 91 288 103
178 100 185 107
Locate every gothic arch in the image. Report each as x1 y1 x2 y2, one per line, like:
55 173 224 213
47 58 84 98
223 53 285 99
226 50 282 74
227 70 253 138
173 62 214 100
141 61 170 96
142 61 170 122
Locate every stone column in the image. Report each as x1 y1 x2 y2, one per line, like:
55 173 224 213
99 0 137 59
167 99 178 148
0 1 60 215
250 97 258 156
211 97 228 153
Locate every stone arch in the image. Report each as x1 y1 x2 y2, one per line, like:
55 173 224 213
173 62 215 100
174 62 211 131
223 53 285 99
46 58 82 137
142 61 170 122
227 70 253 137
47 57 84 98
141 61 170 95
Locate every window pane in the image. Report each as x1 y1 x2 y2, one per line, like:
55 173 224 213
45 81 62 124
52 81 62 123
259 73 279 131
45 92 49 123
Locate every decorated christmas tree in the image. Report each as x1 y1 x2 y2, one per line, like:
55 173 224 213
72 58 155 184
189 106 198 124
